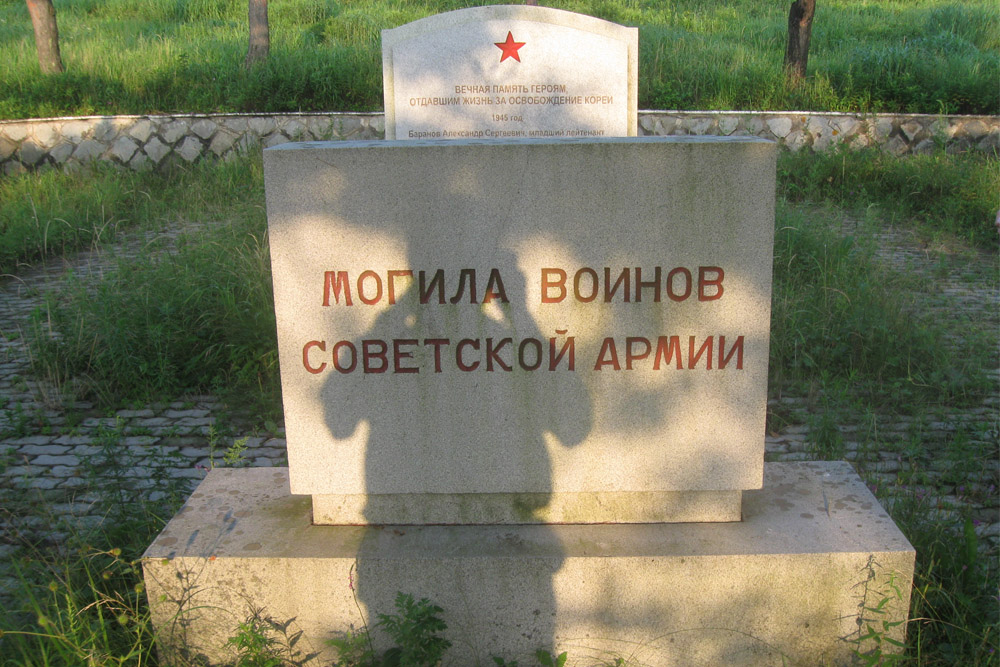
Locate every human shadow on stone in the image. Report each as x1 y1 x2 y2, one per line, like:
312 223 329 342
321 251 592 663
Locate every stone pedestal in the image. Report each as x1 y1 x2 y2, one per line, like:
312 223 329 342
143 461 914 666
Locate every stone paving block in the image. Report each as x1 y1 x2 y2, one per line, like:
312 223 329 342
111 136 138 162
31 123 60 146
248 116 277 135
144 137 171 163
32 455 80 466
161 120 189 144
1 122 30 142
72 140 105 162
191 119 218 139
767 116 793 138
49 142 74 164
176 136 204 162
19 141 47 166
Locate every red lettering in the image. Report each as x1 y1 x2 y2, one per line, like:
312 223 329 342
541 268 567 303
718 335 744 370
698 266 724 301
604 267 630 302
634 267 661 303
424 338 450 373
667 267 691 302
419 269 445 304
594 337 621 371
387 270 413 304
362 339 388 373
332 341 357 373
486 337 512 372
357 271 383 305
483 269 509 303
688 336 714 370
302 340 327 374
573 267 599 303
652 336 682 370
456 339 480 371
393 339 419 373
323 271 352 306
625 337 651 369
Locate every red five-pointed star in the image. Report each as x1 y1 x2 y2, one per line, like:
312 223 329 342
495 31 526 63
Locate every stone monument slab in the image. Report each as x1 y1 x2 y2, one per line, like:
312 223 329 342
263 136 776 524
382 6 638 139
143 462 915 666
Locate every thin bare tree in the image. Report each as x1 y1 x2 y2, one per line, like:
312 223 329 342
244 0 269 68
784 0 816 81
26 0 64 74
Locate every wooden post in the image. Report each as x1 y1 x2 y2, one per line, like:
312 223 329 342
244 0 269 68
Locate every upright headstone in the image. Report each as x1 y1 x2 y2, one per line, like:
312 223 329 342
143 9 914 663
265 137 773 525
382 6 637 139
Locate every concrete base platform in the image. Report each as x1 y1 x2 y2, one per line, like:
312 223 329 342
143 462 914 666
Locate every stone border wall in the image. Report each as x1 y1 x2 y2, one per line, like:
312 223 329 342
0 111 996 175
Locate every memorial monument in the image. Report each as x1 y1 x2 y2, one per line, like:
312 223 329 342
143 7 914 666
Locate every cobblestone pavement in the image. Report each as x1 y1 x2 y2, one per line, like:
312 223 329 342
1 221 997 591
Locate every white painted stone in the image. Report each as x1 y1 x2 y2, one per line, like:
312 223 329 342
18 142 46 165
191 119 218 139
766 117 793 138
383 6 637 139
0 136 16 160
834 117 859 137
31 122 60 147
263 133 290 148
264 137 776 520
110 136 138 162
785 130 809 151
49 143 74 164
209 130 238 156
61 120 92 142
93 119 122 142
144 462 915 666
874 118 893 141
682 116 714 135
143 137 171 163
1 122 30 142
282 119 307 139
222 117 249 132
176 136 203 162
248 116 277 135
900 120 923 142
128 119 155 143
886 136 909 156
718 116 739 136
161 120 190 144
962 119 989 138
306 116 332 138
129 152 152 171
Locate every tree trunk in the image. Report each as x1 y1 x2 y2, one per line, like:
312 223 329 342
244 0 269 68
784 0 816 81
25 0 64 74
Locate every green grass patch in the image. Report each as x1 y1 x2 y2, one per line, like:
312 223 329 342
0 0 997 118
25 167 280 418
779 147 1000 249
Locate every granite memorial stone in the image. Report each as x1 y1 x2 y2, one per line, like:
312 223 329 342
382 6 638 139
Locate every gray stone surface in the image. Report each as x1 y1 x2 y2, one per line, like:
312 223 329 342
143 463 914 666
1 113 996 174
265 137 776 514
382 5 638 139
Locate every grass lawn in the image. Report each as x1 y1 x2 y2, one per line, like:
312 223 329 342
0 0 997 119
